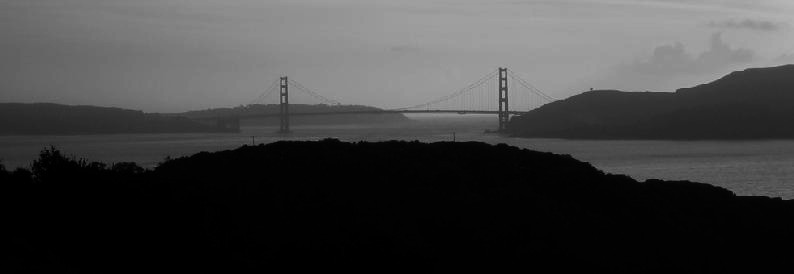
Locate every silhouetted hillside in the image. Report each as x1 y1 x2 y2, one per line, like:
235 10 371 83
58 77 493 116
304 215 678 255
0 103 233 135
3 140 794 273
510 64 794 139
176 104 411 126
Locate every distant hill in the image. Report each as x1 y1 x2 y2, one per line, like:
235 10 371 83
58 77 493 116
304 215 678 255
0 103 232 135
175 104 411 126
509 64 794 139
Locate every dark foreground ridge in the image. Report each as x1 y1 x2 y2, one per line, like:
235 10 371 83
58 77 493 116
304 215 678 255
3 140 794 273
510 64 794 139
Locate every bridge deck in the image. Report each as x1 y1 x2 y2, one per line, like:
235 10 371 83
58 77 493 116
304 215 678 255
195 110 529 120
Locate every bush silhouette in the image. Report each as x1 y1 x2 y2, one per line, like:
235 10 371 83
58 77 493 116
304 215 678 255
2 140 794 273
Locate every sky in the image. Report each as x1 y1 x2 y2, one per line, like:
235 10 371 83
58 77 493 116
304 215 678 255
1 0 793 112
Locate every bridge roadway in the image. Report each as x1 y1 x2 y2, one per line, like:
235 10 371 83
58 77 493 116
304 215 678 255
201 109 529 120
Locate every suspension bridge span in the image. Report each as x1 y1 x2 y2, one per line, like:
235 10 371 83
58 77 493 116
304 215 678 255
209 68 556 133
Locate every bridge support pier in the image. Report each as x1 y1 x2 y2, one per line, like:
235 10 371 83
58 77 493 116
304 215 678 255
498 67 509 132
279 76 290 133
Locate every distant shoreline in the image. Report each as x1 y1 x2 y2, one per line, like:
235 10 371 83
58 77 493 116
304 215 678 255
0 102 411 135
173 103 411 127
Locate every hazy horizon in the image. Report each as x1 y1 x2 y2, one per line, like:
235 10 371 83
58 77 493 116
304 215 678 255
2 0 794 112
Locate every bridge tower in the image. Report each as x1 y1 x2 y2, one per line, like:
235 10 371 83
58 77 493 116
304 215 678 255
498 67 509 131
279 76 290 133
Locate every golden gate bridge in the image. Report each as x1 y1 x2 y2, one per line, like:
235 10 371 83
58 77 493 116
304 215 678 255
211 68 556 133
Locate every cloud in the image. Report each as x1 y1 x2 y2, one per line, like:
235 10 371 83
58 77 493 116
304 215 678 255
707 19 785 31
389 45 423 54
643 0 787 11
619 32 753 76
774 54 794 65
590 32 755 92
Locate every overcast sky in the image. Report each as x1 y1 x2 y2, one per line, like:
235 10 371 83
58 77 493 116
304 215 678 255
1 0 793 112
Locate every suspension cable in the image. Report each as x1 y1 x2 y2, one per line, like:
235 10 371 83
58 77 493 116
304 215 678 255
287 79 343 105
393 69 499 110
507 69 557 102
248 78 281 105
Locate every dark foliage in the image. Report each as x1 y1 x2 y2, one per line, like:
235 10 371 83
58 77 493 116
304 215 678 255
2 140 794 273
510 64 794 139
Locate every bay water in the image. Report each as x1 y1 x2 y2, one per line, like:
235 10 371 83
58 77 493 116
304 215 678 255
2 116 793 199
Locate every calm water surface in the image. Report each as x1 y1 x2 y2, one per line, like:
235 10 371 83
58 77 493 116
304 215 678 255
2 116 793 199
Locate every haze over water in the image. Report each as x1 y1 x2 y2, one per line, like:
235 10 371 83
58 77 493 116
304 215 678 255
2 116 793 199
